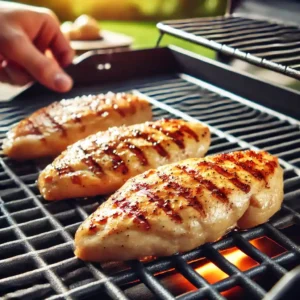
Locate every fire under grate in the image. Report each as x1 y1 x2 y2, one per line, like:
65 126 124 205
0 73 300 300
157 16 300 79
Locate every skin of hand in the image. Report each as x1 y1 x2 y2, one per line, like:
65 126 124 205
0 1 74 92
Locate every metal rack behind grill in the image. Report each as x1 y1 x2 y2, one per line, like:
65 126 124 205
157 16 300 80
1 66 300 299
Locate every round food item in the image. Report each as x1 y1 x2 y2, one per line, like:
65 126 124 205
61 15 101 41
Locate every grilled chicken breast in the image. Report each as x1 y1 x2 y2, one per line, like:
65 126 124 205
74 150 283 262
2 92 152 160
38 119 210 201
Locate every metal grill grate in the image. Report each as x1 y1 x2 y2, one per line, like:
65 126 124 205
0 74 300 299
157 16 300 79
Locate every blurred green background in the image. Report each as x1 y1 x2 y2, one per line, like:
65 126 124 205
15 0 228 58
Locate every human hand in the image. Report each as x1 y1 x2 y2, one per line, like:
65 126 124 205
0 1 74 92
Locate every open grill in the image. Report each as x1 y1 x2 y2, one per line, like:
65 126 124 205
0 45 300 300
157 16 300 80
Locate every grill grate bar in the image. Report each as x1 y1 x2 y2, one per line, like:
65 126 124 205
204 244 267 299
0 205 70 297
0 257 77 286
47 277 113 300
133 90 300 175
130 261 174 300
264 223 300 256
0 159 129 300
157 16 300 79
1 73 299 299
232 232 287 276
184 22 280 36
0 241 73 266
174 255 225 300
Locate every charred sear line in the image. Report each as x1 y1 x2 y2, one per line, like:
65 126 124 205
133 182 182 223
177 165 229 203
42 109 66 136
123 142 148 166
198 161 250 193
127 98 137 114
89 98 106 115
55 164 74 176
157 172 206 217
54 164 81 184
131 129 169 158
113 197 150 230
215 151 277 182
78 145 104 176
179 124 199 142
111 97 126 117
151 122 199 150
102 144 129 175
236 161 265 181
26 119 43 136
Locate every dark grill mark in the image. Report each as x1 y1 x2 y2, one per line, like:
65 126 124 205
214 151 278 188
103 144 129 174
132 130 169 157
157 173 205 217
55 165 74 176
180 125 199 142
72 115 82 123
151 122 199 150
178 166 229 203
265 160 277 174
89 223 97 231
113 198 150 230
133 182 182 223
42 109 66 136
215 152 267 181
91 212 120 229
237 161 265 181
111 97 126 117
127 97 137 115
78 145 103 176
123 142 148 165
91 98 106 116
54 164 81 184
198 161 250 193
26 119 42 136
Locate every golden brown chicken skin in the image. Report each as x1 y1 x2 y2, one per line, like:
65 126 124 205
74 150 283 262
2 92 152 160
38 119 210 201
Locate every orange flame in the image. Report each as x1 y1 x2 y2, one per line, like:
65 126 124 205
194 237 286 284
127 237 287 298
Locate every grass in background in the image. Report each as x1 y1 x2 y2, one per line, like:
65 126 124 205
100 21 215 59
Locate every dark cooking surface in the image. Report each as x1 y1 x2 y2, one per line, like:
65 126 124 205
0 48 300 299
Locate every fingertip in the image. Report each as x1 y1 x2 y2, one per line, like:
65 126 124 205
54 72 73 92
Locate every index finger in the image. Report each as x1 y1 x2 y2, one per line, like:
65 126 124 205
34 14 74 67
0 33 73 92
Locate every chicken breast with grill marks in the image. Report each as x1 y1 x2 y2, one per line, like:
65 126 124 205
38 119 210 201
2 92 152 160
74 150 283 262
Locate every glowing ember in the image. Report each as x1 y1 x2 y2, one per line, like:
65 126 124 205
193 236 286 285
194 247 258 284
124 236 287 299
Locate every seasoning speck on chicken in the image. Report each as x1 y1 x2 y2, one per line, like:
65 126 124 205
38 119 210 200
2 92 152 160
74 150 283 262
